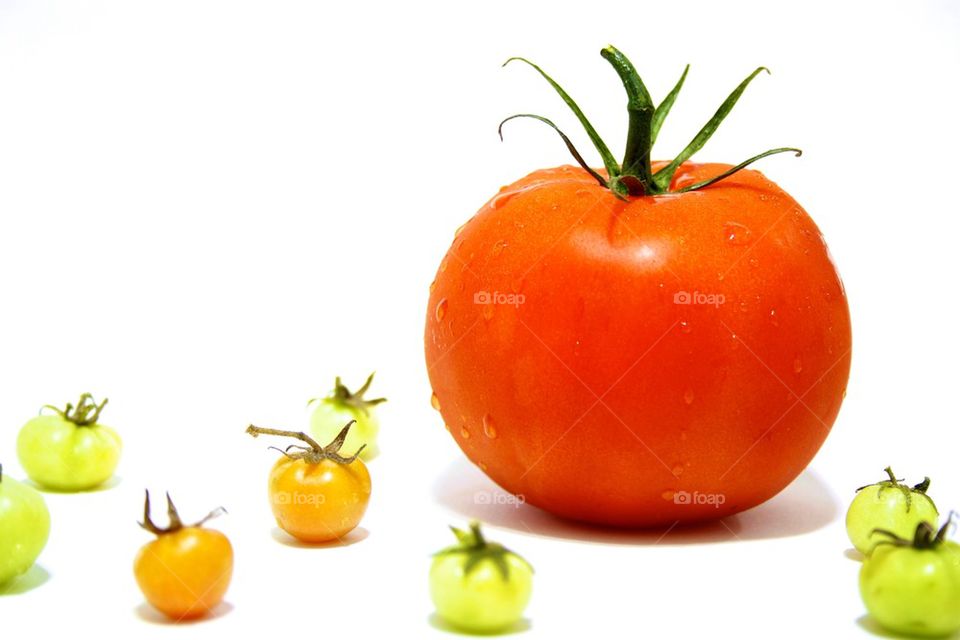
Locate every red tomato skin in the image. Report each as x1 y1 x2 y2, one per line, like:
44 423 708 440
425 163 851 527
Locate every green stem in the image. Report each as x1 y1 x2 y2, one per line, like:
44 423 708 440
501 47 798 197
600 46 654 195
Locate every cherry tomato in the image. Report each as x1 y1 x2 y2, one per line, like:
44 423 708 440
430 521 533 633
424 46 850 526
134 491 232 621
0 464 51 586
247 421 371 543
17 394 121 491
860 518 960 637
846 467 938 555
309 373 386 461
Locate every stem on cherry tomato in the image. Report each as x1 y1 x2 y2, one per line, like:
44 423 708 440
435 521 533 581
246 421 366 464
307 372 387 416
500 45 801 198
871 512 957 550
42 393 108 427
138 490 226 536
856 466 937 513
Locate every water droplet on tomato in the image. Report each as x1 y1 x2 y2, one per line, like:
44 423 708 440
482 414 497 439
748 256 760 268
661 490 675 501
454 222 468 237
435 299 448 321
769 309 779 326
444 423 451 432
683 389 695 405
478 461 488 471
575 188 591 198
723 221 752 245
439 259 448 273
679 321 692 334
672 465 684 477
793 356 803 374
429 280 436 294
460 427 471 439
491 240 508 256
430 392 441 411
481 304 494 321
739 300 749 313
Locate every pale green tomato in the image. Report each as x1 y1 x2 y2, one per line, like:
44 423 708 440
308 373 385 461
430 522 533 634
17 394 121 491
860 523 960 637
0 465 51 585
846 467 938 555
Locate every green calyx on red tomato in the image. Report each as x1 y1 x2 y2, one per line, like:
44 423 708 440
500 45 800 198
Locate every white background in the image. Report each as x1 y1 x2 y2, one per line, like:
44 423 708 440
1 1 958 638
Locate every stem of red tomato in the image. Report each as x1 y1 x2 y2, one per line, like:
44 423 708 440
501 45 801 197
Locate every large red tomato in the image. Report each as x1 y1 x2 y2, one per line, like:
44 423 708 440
423 47 851 527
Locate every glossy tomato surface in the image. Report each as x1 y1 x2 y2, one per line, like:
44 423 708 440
425 163 851 527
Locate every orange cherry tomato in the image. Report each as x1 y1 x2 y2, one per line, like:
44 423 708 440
247 421 371 543
133 491 233 621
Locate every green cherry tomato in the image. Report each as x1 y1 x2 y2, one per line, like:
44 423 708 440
846 467 938 555
308 373 385 461
17 394 122 491
0 464 51 585
860 519 960 638
430 521 533 634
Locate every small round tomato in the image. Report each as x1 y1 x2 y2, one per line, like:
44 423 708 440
17 394 121 491
430 521 533 634
309 373 386 461
846 467 938 555
134 491 233 621
246 422 371 543
0 464 51 586
860 519 960 637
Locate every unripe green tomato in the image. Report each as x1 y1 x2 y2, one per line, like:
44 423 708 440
846 468 938 555
308 374 385 461
309 400 379 460
17 395 121 491
0 468 51 585
860 540 960 637
429 522 533 634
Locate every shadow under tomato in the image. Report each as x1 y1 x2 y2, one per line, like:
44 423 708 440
428 612 532 636
432 459 838 544
0 564 50 596
134 601 234 625
26 475 122 494
844 548 865 563
269 526 370 548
